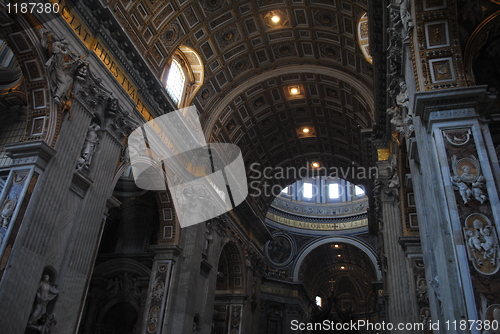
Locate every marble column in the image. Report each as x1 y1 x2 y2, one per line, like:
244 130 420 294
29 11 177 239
380 182 419 332
410 86 500 334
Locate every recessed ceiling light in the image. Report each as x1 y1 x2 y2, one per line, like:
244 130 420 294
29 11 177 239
334 244 339 248
337 254 342 257
302 127 310 133
271 15 281 23
290 87 299 95
340 266 345 270
311 162 320 168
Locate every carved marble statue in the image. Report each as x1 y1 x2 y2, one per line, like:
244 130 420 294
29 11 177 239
106 277 120 297
387 106 404 132
28 275 60 327
429 276 441 302
465 219 499 269
471 175 487 204
403 114 414 133
451 155 488 204
45 38 74 105
450 176 472 204
398 0 414 41
480 226 498 263
0 197 16 229
74 63 89 82
396 80 409 111
77 123 100 170
204 220 213 252
416 278 428 303
466 229 484 266
420 308 431 330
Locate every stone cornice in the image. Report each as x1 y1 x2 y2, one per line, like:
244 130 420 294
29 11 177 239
414 85 496 130
68 0 176 116
5 140 56 171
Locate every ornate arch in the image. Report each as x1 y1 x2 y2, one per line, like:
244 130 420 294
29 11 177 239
291 236 382 281
0 14 60 146
201 64 375 140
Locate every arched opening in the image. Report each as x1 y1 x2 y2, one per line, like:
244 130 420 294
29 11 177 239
212 241 245 334
162 46 204 108
0 40 27 169
98 302 138 334
295 240 380 324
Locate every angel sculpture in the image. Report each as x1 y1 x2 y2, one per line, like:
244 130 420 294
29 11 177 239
450 155 488 205
472 176 487 204
450 176 472 204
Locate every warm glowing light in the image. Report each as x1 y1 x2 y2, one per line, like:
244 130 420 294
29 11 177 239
290 87 299 95
271 15 280 23
334 244 340 248
340 266 345 270
311 162 320 168
337 254 342 257
302 128 310 133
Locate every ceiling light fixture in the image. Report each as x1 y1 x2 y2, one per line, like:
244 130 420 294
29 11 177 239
271 14 281 23
340 266 346 270
290 87 299 95
333 244 340 248
311 162 320 168
302 127 310 133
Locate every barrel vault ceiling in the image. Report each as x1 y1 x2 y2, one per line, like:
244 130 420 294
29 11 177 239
104 0 375 214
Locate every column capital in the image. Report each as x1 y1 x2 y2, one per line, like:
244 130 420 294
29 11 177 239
5 140 56 171
149 245 182 260
414 86 496 131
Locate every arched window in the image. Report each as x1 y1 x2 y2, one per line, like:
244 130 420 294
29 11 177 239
165 59 185 106
163 46 204 108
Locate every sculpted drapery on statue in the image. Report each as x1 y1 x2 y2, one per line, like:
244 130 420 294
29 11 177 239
41 29 85 115
77 123 101 171
27 275 60 333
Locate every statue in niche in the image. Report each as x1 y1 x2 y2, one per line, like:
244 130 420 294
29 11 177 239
204 220 213 253
77 123 100 171
28 275 60 329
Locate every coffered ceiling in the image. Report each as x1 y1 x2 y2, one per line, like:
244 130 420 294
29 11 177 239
298 242 376 310
105 0 375 215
